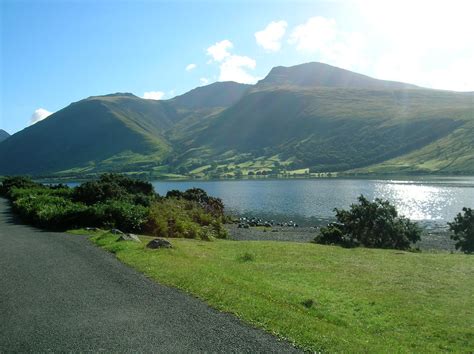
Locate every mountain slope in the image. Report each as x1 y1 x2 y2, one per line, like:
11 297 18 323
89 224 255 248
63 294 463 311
1 62 473 177
179 86 472 172
0 82 251 176
0 94 176 175
170 81 250 109
0 130 10 143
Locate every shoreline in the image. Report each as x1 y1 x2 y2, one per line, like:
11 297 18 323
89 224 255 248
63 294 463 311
226 224 457 252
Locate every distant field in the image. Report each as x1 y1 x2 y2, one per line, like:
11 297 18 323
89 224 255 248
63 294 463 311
72 229 474 352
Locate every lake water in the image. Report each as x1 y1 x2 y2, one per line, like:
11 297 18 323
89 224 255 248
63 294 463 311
152 177 474 229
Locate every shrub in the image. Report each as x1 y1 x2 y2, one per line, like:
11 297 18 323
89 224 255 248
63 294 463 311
4 174 227 240
166 188 225 217
448 207 474 254
146 198 227 240
0 176 39 196
72 173 156 205
92 201 148 232
316 195 421 250
12 194 90 230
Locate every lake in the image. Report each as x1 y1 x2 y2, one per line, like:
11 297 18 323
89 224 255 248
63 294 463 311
152 177 474 229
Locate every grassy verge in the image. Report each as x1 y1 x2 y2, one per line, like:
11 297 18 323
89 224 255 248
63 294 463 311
71 229 474 352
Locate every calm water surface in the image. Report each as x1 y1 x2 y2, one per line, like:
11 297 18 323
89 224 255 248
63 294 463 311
152 177 474 228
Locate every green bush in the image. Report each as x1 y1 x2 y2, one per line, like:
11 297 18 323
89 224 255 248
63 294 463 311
92 201 148 232
165 188 225 217
0 176 40 197
316 195 421 250
72 173 156 206
448 207 474 254
146 198 227 240
3 174 227 239
13 194 90 229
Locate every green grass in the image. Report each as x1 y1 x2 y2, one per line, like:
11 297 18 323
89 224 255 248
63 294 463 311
72 229 474 352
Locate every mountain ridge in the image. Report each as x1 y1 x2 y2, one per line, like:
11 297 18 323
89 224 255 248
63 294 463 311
1 62 473 177
0 130 10 143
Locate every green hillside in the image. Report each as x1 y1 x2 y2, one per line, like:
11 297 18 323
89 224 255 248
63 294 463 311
178 87 473 173
170 81 250 109
0 62 473 177
0 94 174 175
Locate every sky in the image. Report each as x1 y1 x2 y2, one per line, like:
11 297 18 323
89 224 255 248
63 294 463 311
1 0 473 134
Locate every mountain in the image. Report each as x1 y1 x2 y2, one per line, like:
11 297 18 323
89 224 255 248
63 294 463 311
179 86 473 173
0 93 177 175
0 62 473 177
256 62 419 90
0 130 10 143
0 83 250 176
170 81 250 109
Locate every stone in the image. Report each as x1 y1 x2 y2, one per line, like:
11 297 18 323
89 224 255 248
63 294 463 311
117 233 141 242
110 229 124 235
146 238 172 249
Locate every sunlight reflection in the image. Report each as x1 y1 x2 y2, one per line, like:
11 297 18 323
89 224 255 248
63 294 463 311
374 182 453 220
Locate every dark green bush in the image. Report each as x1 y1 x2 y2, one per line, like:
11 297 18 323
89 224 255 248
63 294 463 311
0 176 40 196
316 195 421 250
72 173 156 206
448 207 474 254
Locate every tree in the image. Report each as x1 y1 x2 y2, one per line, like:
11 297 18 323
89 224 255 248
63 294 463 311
448 207 474 254
315 195 421 250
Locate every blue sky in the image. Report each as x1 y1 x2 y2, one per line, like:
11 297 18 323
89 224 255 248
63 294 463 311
2 0 473 134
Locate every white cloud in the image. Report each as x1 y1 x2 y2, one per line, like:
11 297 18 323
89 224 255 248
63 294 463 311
289 17 337 52
206 39 259 84
142 91 165 100
218 55 259 84
206 40 233 62
185 63 197 71
288 16 367 72
255 20 287 52
200 77 210 85
30 108 53 125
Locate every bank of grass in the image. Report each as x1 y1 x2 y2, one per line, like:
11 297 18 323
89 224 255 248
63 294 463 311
72 229 474 352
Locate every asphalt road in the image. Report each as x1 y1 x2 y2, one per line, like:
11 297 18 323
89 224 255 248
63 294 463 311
0 198 298 352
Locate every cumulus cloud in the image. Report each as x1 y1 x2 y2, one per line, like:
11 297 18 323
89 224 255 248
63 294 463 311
200 77 210 85
255 20 287 52
206 40 233 62
289 16 337 52
30 108 53 125
206 40 259 84
185 63 197 71
288 16 367 71
218 55 258 84
142 91 165 100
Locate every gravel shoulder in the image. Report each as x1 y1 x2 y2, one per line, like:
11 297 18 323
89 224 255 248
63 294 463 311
0 198 298 352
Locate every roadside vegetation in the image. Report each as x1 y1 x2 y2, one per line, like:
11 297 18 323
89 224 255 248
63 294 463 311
0 174 227 240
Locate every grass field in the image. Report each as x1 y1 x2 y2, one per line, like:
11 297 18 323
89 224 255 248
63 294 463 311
72 229 474 352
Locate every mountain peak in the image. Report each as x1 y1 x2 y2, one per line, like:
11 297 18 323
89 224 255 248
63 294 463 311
86 92 139 101
257 62 419 90
0 129 10 143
